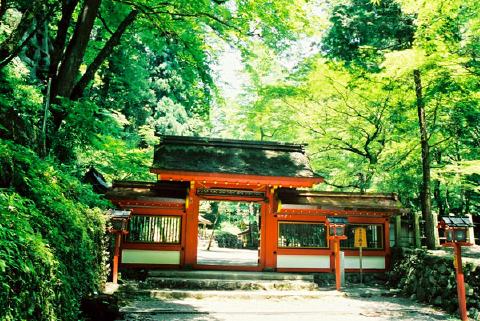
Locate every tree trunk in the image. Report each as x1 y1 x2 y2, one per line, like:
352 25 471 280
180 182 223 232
0 0 8 21
48 0 80 81
206 212 220 251
51 0 101 100
26 16 50 80
70 10 138 100
413 69 439 249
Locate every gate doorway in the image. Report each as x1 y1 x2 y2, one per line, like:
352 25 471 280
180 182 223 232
197 200 261 267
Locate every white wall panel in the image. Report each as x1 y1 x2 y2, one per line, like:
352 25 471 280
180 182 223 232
121 250 180 264
344 256 385 269
277 255 330 269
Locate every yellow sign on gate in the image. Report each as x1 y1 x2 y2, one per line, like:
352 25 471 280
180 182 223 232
354 227 367 248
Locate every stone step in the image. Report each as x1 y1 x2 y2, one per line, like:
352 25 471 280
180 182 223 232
147 270 314 281
142 277 319 291
125 289 342 301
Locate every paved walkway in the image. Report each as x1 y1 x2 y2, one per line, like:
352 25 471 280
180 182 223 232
196 247 259 266
119 287 459 321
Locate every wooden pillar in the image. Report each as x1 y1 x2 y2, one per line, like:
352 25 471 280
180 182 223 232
334 239 341 290
112 233 122 283
454 243 468 321
414 212 422 248
467 214 475 245
184 182 199 268
394 215 402 247
384 218 392 269
263 187 277 270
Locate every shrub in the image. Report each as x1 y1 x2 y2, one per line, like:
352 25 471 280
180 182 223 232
0 139 109 320
0 193 57 321
215 231 242 248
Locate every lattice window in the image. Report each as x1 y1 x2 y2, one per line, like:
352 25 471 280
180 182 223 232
278 222 327 248
128 215 181 244
341 224 384 249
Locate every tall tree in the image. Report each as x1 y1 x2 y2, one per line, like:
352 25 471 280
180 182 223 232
413 69 438 249
70 9 139 100
50 0 102 100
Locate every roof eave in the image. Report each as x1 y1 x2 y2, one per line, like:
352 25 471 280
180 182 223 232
150 168 324 188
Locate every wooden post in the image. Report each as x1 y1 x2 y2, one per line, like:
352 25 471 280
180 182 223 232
112 233 121 284
184 183 199 267
264 187 277 270
334 239 341 291
395 215 402 247
467 214 475 245
454 243 468 321
414 212 421 248
359 246 363 284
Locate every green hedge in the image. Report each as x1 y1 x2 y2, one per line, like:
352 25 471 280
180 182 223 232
0 194 57 320
0 140 109 320
215 231 242 248
388 248 480 319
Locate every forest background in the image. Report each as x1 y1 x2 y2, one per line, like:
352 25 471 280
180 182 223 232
0 0 479 320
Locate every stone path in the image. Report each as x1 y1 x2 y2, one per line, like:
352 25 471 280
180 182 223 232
117 286 460 321
196 247 258 266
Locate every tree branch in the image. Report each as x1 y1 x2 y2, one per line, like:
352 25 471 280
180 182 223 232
70 9 139 100
97 11 114 35
331 137 369 158
324 179 361 190
429 136 453 148
114 0 245 34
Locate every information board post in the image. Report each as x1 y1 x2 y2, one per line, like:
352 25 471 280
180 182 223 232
359 246 363 284
354 227 367 285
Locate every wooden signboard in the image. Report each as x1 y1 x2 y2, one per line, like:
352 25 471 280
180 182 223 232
354 227 367 248
354 227 367 284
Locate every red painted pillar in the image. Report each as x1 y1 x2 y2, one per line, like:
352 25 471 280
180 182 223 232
454 243 468 321
263 187 277 270
184 184 199 267
334 239 341 290
112 233 121 284
384 218 391 269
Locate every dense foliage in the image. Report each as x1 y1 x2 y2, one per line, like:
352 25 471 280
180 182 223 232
322 0 415 68
0 140 108 320
224 0 480 248
0 0 308 319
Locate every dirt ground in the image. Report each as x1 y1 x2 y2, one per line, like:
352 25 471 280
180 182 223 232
119 287 461 321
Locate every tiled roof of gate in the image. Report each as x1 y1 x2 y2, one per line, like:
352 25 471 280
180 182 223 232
107 181 189 201
152 136 320 178
277 189 404 213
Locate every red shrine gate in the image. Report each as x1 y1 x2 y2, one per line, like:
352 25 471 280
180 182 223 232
107 136 402 272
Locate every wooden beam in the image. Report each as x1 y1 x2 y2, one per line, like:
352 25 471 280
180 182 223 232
151 169 323 188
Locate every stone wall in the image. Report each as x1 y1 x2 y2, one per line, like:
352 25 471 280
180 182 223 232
388 248 480 320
